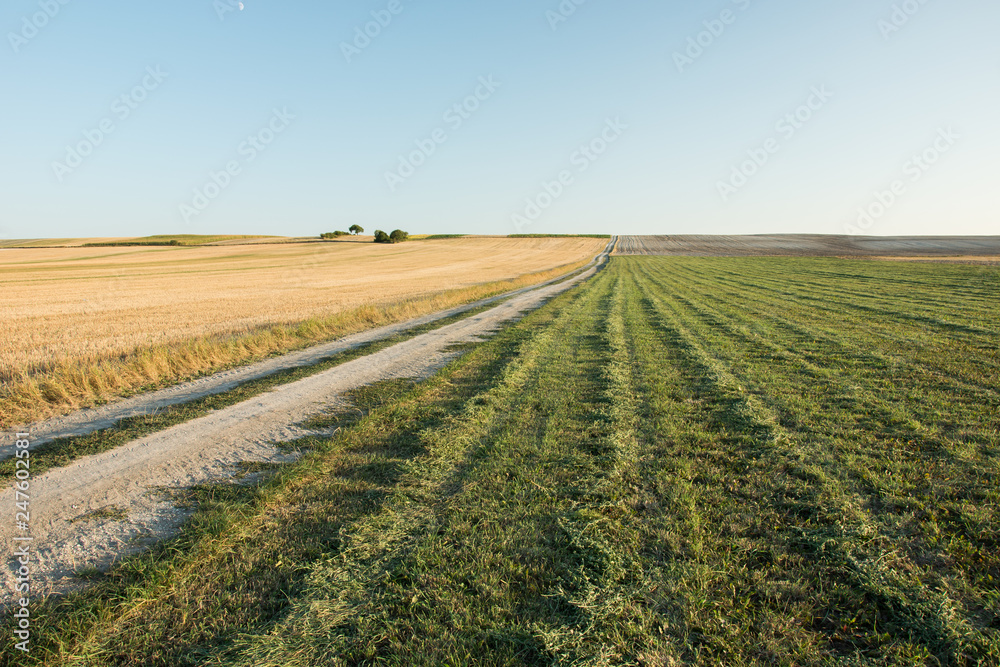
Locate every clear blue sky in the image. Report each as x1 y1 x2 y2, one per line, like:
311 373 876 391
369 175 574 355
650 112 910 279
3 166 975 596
1 0 997 238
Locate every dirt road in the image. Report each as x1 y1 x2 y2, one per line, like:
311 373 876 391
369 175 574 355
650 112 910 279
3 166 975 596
615 234 1000 256
1 240 614 600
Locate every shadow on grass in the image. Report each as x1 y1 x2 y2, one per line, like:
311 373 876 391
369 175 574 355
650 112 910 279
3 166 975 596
0 308 540 667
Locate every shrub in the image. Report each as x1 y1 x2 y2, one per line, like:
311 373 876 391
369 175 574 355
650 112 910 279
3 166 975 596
373 230 391 244
389 229 409 243
320 231 349 239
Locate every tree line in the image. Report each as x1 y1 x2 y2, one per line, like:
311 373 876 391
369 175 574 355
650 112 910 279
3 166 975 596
320 225 409 243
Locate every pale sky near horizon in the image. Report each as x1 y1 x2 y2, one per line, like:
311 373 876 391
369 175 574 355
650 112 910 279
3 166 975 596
1 0 997 239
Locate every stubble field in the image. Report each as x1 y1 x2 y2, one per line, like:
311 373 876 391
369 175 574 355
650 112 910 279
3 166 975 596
0 236 605 427
8 253 998 666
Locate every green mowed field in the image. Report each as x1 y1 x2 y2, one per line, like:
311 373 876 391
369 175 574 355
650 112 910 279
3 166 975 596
6 257 998 666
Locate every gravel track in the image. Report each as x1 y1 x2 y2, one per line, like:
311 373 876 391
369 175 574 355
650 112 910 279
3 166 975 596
1 240 614 600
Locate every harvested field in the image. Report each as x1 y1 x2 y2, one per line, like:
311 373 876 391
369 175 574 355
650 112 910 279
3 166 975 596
615 234 1000 257
0 237 605 427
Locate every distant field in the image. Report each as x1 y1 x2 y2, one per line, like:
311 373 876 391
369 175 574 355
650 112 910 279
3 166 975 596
81 234 281 247
509 234 612 239
616 234 1000 257
0 238 135 248
0 235 282 248
0 237 605 426
15 256 998 664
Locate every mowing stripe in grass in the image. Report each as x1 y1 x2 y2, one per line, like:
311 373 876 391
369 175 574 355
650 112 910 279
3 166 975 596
664 260 1000 390
224 266 618 665
629 257 997 662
